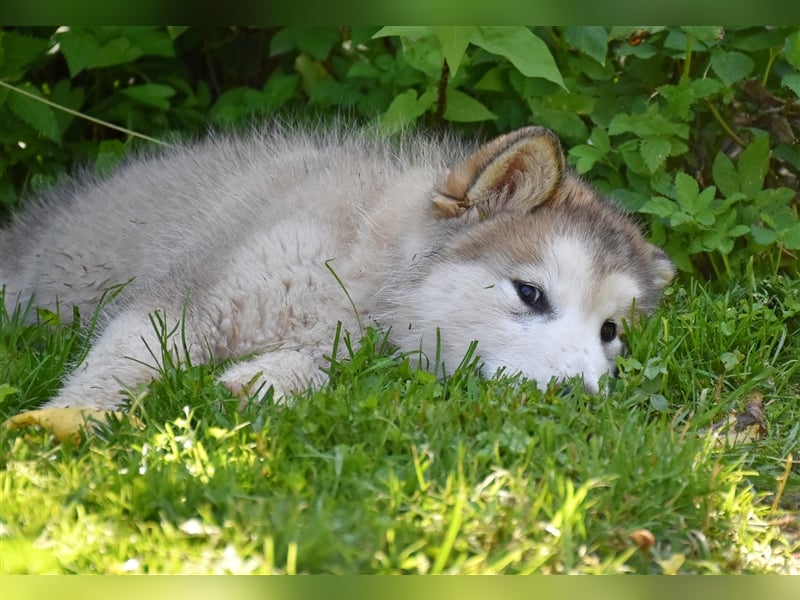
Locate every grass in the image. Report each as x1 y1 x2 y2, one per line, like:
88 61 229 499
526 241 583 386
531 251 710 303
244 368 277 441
0 269 798 574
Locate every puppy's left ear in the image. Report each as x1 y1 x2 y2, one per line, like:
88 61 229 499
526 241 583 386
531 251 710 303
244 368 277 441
432 127 565 220
649 247 676 290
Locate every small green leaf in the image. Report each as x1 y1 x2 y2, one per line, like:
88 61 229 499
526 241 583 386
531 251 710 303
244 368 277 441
435 27 473 76
712 151 740 197
782 223 800 249
674 172 700 210
380 88 435 132
7 84 61 142
94 139 127 178
750 224 779 246
782 74 800 98
640 136 671 173
121 83 175 110
784 30 800 70
681 26 724 43
649 394 668 412
373 26 434 39
639 196 677 219
738 135 770 197
564 26 608 65
568 144 605 174
471 27 566 90
444 89 496 122
710 49 755 87
0 30 50 79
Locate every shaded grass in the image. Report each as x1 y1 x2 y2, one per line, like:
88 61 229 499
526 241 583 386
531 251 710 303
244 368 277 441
0 271 798 574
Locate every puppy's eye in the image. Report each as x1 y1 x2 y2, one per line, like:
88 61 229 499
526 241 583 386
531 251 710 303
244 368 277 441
514 280 549 312
600 320 617 343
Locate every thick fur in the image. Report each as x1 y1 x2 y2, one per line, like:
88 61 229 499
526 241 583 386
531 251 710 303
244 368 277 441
1 125 674 409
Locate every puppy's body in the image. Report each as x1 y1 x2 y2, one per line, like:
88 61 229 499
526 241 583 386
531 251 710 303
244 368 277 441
1 126 674 409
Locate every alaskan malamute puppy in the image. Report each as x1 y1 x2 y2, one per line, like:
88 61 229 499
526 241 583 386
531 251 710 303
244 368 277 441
1 126 674 409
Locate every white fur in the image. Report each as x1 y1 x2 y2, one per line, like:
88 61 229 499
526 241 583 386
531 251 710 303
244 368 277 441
1 126 673 409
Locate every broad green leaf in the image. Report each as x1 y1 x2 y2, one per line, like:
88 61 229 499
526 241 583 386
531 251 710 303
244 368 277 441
435 27 473 76
782 74 800 98
399 35 443 78
639 196 677 219
568 144 605 174
784 30 800 70
7 84 60 142
712 151 740 197
750 224 780 246
564 26 608 65
674 172 700 210
0 30 50 80
50 79 84 135
122 83 176 109
738 135 770 197
119 27 174 58
640 136 671 173
710 49 755 87
57 29 143 76
373 26 434 39
380 88 435 132
269 27 339 60
474 66 506 92
783 223 800 249
94 139 127 178
681 26 724 43
444 89 497 122
261 74 299 112
471 27 566 90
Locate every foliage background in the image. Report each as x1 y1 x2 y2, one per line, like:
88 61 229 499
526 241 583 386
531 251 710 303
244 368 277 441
1 25 799 283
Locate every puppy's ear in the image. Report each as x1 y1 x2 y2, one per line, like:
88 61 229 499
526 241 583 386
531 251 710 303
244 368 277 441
649 247 676 290
432 127 565 220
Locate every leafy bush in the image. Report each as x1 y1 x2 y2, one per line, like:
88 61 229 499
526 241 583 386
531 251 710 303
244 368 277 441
1 26 798 281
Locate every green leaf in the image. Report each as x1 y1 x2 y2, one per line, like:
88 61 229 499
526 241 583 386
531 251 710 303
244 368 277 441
681 26 724 43
784 30 800 70
94 139 127 178
640 136 671 173
444 89 497 122
738 135 770 197
712 151 740 197
474 66 506 92
7 83 60 142
57 28 143 76
782 74 800 98
50 79 84 135
380 88 435 132
782 223 800 250
710 49 755 87
639 196 677 219
269 27 340 60
750 224 780 246
435 27 473 76
471 27 566 90
121 83 175 109
569 144 606 174
0 30 50 80
373 26 434 39
564 26 608 65
674 173 700 210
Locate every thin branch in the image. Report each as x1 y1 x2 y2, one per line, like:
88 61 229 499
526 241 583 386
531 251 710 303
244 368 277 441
0 80 173 147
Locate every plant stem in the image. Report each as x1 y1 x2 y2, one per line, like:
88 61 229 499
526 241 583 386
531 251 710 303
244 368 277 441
705 100 747 147
0 80 172 147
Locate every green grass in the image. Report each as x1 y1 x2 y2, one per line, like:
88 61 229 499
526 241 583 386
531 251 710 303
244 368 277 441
1 270 798 574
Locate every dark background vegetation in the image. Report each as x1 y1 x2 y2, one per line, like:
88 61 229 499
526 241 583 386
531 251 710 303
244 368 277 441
1 25 798 282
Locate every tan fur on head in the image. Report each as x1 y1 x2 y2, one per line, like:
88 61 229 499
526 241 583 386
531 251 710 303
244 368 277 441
432 127 565 220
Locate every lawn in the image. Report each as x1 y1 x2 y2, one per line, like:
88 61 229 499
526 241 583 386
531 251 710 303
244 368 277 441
1 269 798 574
